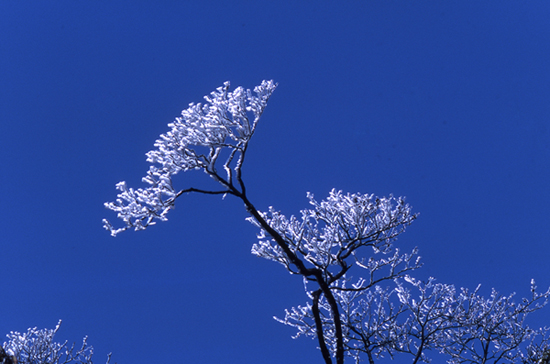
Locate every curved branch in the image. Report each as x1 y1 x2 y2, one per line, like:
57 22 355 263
174 187 233 198
237 192 345 364
312 290 333 364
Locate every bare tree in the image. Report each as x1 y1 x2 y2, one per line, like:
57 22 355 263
104 80 550 364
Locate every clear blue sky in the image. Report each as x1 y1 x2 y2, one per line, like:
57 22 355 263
1 1 549 363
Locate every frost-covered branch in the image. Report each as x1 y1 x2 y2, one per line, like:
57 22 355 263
3 321 110 364
254 190 418 363
443 279 550 364
249 190 418 280
394 277 550 364
103 80 277 236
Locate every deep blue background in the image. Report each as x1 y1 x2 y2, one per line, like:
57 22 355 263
1 1 549 363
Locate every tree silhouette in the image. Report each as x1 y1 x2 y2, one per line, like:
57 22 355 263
104 80 550 364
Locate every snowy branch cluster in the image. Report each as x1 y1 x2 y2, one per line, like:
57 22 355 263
103 80 277 236
2 321 110 364
249 190 417 275
104 80 550 364
281 274 550 363
253 191 550 363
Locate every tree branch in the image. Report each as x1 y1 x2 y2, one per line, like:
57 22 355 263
312 290 333 364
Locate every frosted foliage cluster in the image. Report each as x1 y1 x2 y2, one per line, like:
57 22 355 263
103 80 277 236
250 189 421 360
3 321 109 364
276 273 550 363
250 191 550 363
250 189 417 274
393 278 550 364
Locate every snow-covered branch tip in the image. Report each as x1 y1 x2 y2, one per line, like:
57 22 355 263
103 80 277 236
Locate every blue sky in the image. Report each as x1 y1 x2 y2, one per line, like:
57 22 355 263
1 1 549 363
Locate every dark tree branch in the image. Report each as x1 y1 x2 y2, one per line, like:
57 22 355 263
312 290 333 364
174 187 233 199
237 192 345 364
